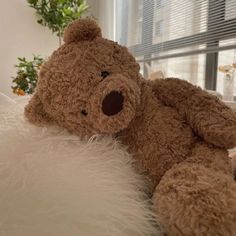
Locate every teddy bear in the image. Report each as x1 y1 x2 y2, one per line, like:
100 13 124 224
25 18 236 236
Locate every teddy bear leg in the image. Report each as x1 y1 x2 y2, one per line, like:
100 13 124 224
152 145 236 236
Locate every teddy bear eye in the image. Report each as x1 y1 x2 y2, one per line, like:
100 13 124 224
101 71 110 79
81 110 88 116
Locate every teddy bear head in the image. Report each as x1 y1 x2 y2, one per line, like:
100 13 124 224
25 18 142 137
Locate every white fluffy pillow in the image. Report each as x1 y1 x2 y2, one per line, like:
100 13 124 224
0 98 162 236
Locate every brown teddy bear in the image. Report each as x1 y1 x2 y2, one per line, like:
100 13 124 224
25 18 236 236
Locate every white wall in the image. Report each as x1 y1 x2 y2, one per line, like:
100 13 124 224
0 0 114 98
0 0 59 97
87 0 115 40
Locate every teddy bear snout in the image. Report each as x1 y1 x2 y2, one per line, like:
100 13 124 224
102 91 124 116
88 74 141 134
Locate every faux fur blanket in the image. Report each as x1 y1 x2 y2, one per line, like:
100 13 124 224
0 96 162 236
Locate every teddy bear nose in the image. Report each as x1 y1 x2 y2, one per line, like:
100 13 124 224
102 91 124 116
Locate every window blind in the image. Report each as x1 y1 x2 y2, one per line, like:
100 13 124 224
115 0 236 62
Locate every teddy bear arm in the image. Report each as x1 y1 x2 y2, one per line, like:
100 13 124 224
153 161 236 236
153 142 235 236
150 78 236 149
24 93 52 124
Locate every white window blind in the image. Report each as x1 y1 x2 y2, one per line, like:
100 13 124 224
115 0 236 90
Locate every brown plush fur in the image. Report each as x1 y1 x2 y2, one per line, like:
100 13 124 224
25 18 236 236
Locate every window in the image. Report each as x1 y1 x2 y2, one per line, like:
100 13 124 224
115 0 236 94
155 20 163 36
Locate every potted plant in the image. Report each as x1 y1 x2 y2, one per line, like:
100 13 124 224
12 0 88 95
12 55 44 95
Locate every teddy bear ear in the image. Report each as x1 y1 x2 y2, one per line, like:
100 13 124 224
63 18 102 44
24 93 52 124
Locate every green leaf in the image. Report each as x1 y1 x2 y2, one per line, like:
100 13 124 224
12 55 45 95
27 0 38 6
27 0 88 38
